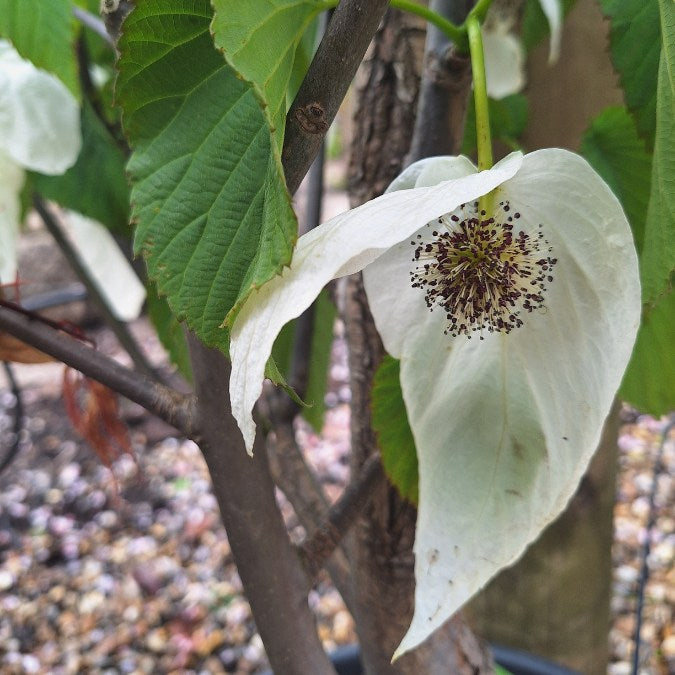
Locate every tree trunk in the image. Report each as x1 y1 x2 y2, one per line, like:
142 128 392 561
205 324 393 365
188 337 336 675
345 9 493 673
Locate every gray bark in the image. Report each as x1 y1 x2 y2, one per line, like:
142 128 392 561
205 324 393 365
345 8 493 674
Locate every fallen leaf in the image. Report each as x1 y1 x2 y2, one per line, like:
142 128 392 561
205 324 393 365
63 368 136 481
0 332 53 363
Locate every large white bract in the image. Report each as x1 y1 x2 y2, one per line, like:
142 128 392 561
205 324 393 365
229 148 640 657
0 42 145 319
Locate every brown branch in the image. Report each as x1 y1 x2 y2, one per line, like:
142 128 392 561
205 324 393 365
0 304 197 437
33 196 156 380
300 451 385 579
282 0 391 194
186 336 336 675
405 0 473 163
265 405 355 610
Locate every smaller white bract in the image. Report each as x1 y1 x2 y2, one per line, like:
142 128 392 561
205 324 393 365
229 148 640 656
0 40 81 282
482 0 563 99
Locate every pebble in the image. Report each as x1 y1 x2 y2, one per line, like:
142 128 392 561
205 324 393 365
0 326 671 673
0 569 15 591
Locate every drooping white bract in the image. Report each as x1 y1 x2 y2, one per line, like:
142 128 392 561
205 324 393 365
364 150 639 656
229 148 640 657
0 40 81 282
482 23 525 100
482 0 563 99
538 0 563 63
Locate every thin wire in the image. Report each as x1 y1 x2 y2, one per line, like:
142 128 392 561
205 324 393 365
0 362 24 474
631 416 674 674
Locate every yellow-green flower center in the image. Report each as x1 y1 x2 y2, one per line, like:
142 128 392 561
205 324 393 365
410 200 557 338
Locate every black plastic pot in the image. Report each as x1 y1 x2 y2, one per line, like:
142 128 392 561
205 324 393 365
260 643 583 675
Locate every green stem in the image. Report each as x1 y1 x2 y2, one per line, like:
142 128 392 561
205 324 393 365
322 0 467 47
466 14 494 215
466 0 494 25
389 0 465 46
466 15 492 172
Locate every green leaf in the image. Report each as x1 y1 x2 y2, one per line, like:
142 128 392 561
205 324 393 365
600 0 660 145
287 17 319 105
0 0 80 99
210 0 329 147
462 94 529 155
301 290 335 430
495 667 514 675
270 290 336 431
641 0 675 303
264 355 308 409
371 356 419 505
621 291 675 415
117 0 297 350
580 106 651 253
146 282 192 381
32 103 130 235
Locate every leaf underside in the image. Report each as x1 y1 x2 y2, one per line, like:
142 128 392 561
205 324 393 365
640 1 675 304
210 0 328 147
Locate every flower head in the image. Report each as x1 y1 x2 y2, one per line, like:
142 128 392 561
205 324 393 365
410 200 556 337
229 148 640 657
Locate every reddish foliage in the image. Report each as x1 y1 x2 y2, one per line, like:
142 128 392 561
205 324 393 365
0 332 54 363
62 368 136 482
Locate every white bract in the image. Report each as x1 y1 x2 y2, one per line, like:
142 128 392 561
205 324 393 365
0 40 81 282
482 22 525 100
229 148 640 656
65 212 146 321
482 0 563 99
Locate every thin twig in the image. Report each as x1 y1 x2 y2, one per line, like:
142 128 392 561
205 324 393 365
75 35 128 153
300 452 386 578
33 196 158 382
0 362 24 474
265 423 354 605
632 417 675 673
0 304 197 437
72 6 115 47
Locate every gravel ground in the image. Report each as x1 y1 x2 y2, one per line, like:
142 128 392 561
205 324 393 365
0 317 672 675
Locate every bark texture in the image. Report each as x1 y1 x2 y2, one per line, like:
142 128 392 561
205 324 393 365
345 9 492 674
188 337 336 675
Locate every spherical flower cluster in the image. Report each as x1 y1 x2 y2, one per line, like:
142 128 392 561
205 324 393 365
410 201 557 338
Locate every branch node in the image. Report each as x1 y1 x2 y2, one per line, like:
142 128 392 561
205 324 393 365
295 103 330 134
